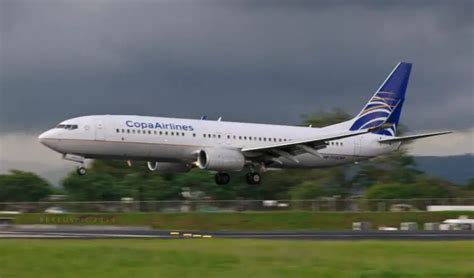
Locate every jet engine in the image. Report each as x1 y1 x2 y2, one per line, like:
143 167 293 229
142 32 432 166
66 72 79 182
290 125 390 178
147 161 191 173
197 148 245 172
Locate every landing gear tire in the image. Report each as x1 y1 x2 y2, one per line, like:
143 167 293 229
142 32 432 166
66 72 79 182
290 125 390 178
215 173 230 185
246 172 261 185
76 166 86 176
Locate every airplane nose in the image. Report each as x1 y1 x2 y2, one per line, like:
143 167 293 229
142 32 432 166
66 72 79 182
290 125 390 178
38 130 50 142
38 130 59 149
38 131 47 141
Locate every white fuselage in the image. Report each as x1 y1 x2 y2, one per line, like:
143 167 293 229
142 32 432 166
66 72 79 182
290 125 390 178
39 115 399 169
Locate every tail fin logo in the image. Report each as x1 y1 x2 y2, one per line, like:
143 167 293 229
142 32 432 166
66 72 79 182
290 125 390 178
349 62 412 136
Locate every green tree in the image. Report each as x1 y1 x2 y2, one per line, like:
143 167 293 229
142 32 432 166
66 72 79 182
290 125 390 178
0 170 53 201
351 152 422 188
302 108 351 127
365 175 457 199
466 179 474 190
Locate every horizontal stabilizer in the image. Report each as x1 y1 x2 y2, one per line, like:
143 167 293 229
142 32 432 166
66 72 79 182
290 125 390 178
378 131 452 143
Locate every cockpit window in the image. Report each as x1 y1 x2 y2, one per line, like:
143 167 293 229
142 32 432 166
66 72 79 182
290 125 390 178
56 124 78 130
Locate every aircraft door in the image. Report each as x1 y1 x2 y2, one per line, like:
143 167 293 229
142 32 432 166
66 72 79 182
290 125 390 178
94 119 106 141
353 136 362 156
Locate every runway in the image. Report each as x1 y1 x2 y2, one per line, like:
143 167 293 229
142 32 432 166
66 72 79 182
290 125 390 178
1 226 473 240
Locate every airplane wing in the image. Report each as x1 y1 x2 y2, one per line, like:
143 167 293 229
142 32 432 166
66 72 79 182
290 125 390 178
377 131 452 143
241 103 402 164
241 129 369 164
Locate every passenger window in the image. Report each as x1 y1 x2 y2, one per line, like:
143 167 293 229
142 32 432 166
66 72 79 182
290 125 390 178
239 136 242 140
159 131 163 135
244 136 247 140
182 132 185 136
154 131 157 135
116 129 119 133
121 129 125 133
218 135 221 139
132 130 136 133
193 133 196 137
127 129 130 133
165 131 168 135
203 134 206 138
148 130 151 134
171 132 174 136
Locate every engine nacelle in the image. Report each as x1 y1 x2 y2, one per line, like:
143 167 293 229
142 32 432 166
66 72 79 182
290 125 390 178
147 161 191 173
197 148 245 172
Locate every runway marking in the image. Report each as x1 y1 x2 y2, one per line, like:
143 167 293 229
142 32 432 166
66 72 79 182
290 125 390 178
1 230 473 240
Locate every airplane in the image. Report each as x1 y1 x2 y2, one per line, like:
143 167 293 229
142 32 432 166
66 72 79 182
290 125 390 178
38 62 451 185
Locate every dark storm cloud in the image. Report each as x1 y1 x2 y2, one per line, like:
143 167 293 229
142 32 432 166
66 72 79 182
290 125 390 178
1 0 473 133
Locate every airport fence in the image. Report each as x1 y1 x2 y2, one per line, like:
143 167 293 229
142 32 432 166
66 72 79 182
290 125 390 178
0 198 473 213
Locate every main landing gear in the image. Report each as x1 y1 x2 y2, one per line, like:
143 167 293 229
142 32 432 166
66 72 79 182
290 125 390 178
215 173 230 185
246 172 262 185
214 172 262 185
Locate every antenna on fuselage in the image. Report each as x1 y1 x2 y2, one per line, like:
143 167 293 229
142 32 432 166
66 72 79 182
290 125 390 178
217 117 222 121
200 115 208 120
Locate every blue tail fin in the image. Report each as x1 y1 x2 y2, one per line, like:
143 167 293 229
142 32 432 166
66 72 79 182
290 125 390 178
349 62 412 136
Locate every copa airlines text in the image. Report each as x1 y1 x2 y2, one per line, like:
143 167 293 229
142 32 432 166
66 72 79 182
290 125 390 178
39 62 451 185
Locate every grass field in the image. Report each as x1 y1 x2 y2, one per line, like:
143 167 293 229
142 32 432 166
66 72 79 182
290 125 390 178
0 239 473 277
3 211 474 231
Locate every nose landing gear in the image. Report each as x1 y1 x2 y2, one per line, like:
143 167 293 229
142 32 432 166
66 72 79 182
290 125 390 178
76 166 86 176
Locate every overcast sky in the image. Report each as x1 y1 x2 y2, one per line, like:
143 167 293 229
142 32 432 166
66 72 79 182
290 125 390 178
0 0 473 182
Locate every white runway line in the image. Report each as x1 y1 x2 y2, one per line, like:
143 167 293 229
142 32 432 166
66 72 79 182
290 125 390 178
0 231 167 239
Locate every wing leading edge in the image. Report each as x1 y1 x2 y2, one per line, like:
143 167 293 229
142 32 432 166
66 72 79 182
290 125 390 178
241 129 368 153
